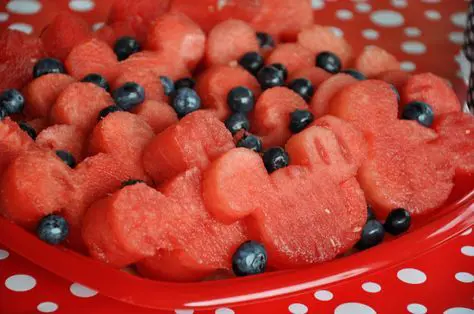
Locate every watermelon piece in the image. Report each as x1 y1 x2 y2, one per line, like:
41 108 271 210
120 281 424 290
23 74 76 118
27 118 49 134
401 73 461 116
0 149 75 229
82 183 174 267
65 38 118 82
195 65 261 120
205 19 259 67
109 17 148 44
251 87 308 148
107 0 170 26
376 70 412 91
131 100 178 134
112 68 166 103
137 168 247 281
93 24 116 47
40 12 92 61
0 118 35 176
143 110 234 183
266 43 314 76
297 25 353 68
50 82 114 133
146 12 206 70
288 67 332 90
355 46 400 78
310 73 358 118
36 124 86 161
0 30 45 91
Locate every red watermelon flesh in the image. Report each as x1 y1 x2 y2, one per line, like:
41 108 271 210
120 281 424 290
23 74 76 118
65 38 118 82
131 100 178 134
36 124 86 161
143 110 234 183
195 65 261 120
107 0 170 26
297 25 353 68
401 73 461 116
0 149 75 230
40 12 92 61
205 19 259 67
266 43 314 76
50 82 114 133
251 87 308 148
108 17 149 44
288 67 332 90
376 70 412 91
0 118 35 176
113 68 166 103
93 24 116 47
310 73 358 118
146 12 206 70
355 46 400 78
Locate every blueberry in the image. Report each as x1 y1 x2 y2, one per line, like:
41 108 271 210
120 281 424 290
175 77 196 90
342 69 366 81
121 179 145 188
18 121 37 140
227 86 255 113
256 32 275 49
289 109 314 133
316 51 342 74
33 58 66 78
113 82 146 111
238 52 264 76
257 65 285 90
98 105 123 120
37 214 69 245
391 85 400 103
225 112 250 135
160 76 175 96
114 36 141 61
355 220 385 250
270 63 288 81
0 107 7 120
236 133 263 153
367 205 376 222
401 101 434 127
172 87 201 117
0 89 25 115
288 78 314 102
232 240 267 276
56 150 76 168
384 208 411 235
81 73 110 92
263 147 289 173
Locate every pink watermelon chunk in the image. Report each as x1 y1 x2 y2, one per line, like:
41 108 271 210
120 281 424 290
376 70 412 91
112 68 166 103
266 43 314 76
0 118 35 176
36 124 87 162
288 67 332 91
355 46 400 78
131 100 178 134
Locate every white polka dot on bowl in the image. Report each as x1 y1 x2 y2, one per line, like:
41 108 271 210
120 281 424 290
69 283 98 298
371 10 405 27
405 27 421 37
461 228 472 236
69 0 95 12
6 0 42 15
362 29 379 40
289 303 309 314
37 302 58 313
215 308 234 314
0 249 9 260
397 268 427 284
175 310 194 314
461 246 474 257
444 308 474 314
401 41 427 55
407 303 428 314
8 22 33 34
329 27 344 37
425 10 442 21
451 12 468 28
0 12 9 22
449 32 464 45
314 290 334 301
455 272 474 283
311 0 325 10
362 282 381 293
355 3 371 13
5 274 36 292
336 9 353 20
391 0 407 9
335 302 376 314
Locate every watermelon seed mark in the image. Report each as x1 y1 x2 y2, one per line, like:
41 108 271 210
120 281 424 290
313 137 331 165
324 209 331 214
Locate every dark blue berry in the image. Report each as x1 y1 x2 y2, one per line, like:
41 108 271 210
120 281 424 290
236 133 263 153
257 65 285 90
98 105 123 120
172 87 201 118
81 73 110 92
175 77 196 90
37 214 69 245
355 220 385 250
263 147 289 173
316 51 342 74
225 112 250 135
18 121 37 140
270 63 288 81
342 69 366 81
56 150 76 168
0 89 25 115
232 240 267 276
33 58 66 78
121 179 145 188
401 101 434 127
289 109 314 133
160 76 175 96
238 52 264 76
0 107 7 120
384 208 411 235
256 32 275 49
114 36 141 61
227 86 255 113
113 82 146 111
288 78 314 102
367 205 376 222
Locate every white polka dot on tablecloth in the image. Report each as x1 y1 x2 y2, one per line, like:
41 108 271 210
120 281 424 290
0 12 9 22
391 0 407 9
0 249 9 260
37 302 59 313
455 272 474 283
405 27 421 37
5 274 36 292
362 29 379 40
401 41 427 55
451 12 468 28
334 303 376 314
444 308 474 314
425 10 442 21
336 9 353 20
397 268 427 284
314 290 333 301
6 0 42 15
407 303 428 314
355 3 371 13
92 22 105 31
8 22 32 34
215 308 234 314
401 61 416 72
329 27 344 37
69 0 95 12
289 303 309 314
362 282 381 293
175 310 194 314
371 10 404 27
69 283 98 298
461 246 474 257
311 0 325 10
462 228 473 236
